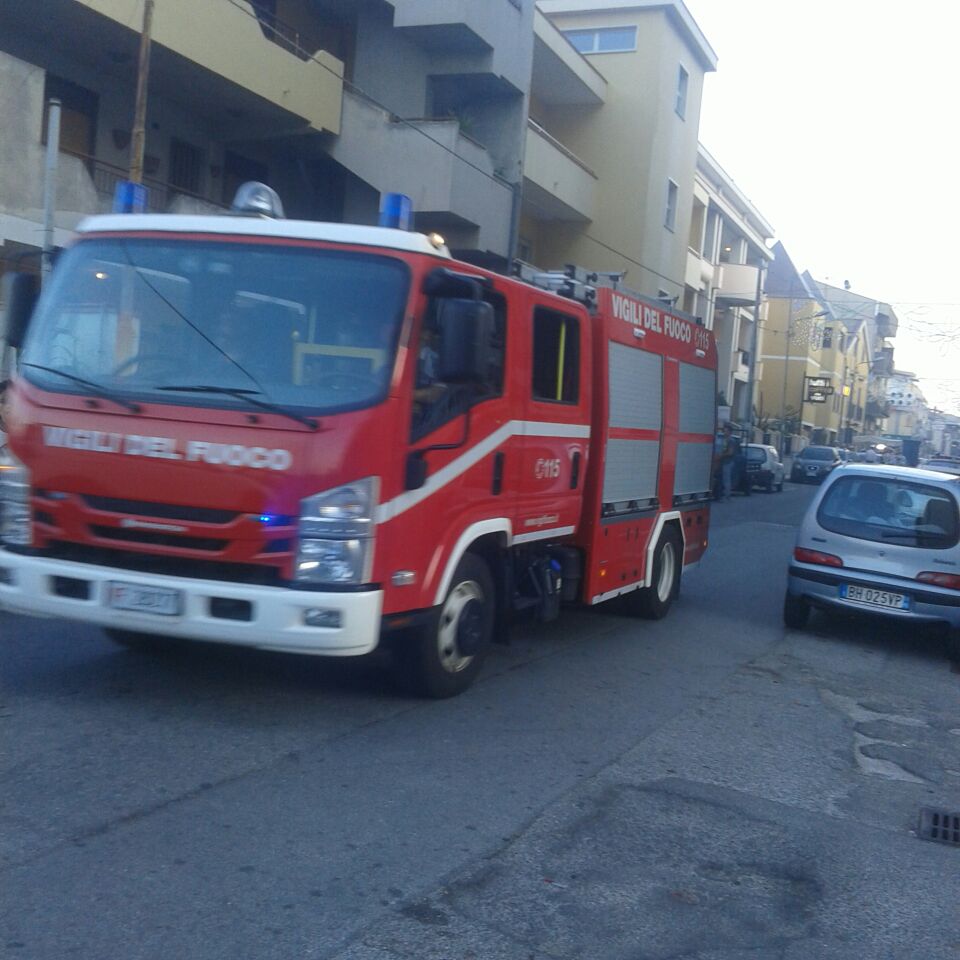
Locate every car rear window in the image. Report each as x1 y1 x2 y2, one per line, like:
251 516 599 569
800 447 834 461
817 476 959 548
747 447 765 462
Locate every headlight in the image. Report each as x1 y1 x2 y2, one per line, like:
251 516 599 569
0 447 32 546
296 478 378 584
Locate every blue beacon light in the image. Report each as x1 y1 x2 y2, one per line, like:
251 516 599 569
379 192 413 230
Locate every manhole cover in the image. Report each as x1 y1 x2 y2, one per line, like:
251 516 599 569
918 807 960 847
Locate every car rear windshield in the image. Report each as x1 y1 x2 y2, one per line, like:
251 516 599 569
746 447 766 462
799 447 835 461
817 475 959 548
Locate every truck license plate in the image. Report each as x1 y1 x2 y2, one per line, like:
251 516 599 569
840 584 909 610
107 581 181 616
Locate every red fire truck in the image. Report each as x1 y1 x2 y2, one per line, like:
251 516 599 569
0 184 717 697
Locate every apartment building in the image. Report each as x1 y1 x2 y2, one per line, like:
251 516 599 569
523 1 717 302
886 370 927 441
685 145 774 425
0 0 532 279
809 279 898 440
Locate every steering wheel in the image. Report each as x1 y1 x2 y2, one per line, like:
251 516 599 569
110 354 182 379
322 372 377 394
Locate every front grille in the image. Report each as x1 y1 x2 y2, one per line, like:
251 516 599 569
45 541 285 586
90 526 228 552
82 496 241 525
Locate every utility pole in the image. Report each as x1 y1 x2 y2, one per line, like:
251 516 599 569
41 98 61 284
129 0 154 184
744 260 765 443
778 299 793 458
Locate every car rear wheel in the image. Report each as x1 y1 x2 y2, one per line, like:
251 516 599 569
764 475 774 493
776 478 784 492
783 592 810 630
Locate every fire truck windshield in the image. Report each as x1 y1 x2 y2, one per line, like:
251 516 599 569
19 237 410 416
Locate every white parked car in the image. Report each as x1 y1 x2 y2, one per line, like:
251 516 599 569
743 443 785 492
785 464 960 661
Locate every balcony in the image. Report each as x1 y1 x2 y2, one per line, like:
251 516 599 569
327 91 514 258
716 263 761 305
386 0 531 94
531 8 606 107
522 120 596 223
685 249 714 289
13 0 343 136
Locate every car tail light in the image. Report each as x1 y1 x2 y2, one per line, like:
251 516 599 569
794 547 843 567
917 571 960 590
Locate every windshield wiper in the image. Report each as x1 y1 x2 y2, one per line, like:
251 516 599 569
21 363 141 413
156 384 318 431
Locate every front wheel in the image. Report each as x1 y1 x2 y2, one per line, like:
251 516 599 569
399 553 494 698
783 592 810 629
626 527 682 620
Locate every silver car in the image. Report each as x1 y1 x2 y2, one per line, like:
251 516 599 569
785 464 960 660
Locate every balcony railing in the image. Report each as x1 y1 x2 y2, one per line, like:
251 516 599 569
67 150 228 216
527 118 596 178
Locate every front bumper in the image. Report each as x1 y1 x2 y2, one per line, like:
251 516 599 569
0 550 383 655
788 563 960 629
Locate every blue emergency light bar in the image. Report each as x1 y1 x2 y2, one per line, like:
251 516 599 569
379 192 412 230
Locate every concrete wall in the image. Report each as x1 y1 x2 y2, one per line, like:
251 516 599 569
77 0 342 133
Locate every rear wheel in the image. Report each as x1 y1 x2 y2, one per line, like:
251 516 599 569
783 592 810 629
399 553 493 698
776 478 784 492
626 527 682 620
764 475 774 493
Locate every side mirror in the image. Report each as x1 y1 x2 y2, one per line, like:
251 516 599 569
435 298 494 385
1 272 39 350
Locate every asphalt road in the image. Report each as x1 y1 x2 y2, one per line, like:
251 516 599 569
2 482 958 960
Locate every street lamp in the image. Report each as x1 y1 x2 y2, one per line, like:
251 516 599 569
779 307 829 457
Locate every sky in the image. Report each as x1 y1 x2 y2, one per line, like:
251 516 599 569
682 0 960 415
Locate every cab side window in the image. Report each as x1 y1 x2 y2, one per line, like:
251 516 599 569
410 291 506 441
532 307 579 404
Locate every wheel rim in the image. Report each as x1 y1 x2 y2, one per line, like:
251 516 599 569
656 542 676 603
437 579 483 674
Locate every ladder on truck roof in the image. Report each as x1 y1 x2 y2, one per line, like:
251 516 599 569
512 260 704 326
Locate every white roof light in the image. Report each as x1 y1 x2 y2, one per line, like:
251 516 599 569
231 181 285 219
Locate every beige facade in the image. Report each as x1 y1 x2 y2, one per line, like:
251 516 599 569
523 1 716 301
686 146 774 426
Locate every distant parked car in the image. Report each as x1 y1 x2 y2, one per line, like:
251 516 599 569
743 443 785 492
784 464 960 661
790 445 842 483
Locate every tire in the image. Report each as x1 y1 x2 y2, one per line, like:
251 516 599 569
399 553 494 698
626 527 682 620
783 592 810 630
103 627 167 651
946 629 960 664
764 475 774 493
776 479 784 492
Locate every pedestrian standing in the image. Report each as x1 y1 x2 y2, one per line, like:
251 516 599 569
718 423 737 500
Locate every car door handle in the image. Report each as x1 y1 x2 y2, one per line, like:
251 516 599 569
570 450 581 489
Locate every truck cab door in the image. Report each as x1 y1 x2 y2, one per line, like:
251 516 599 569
515 304 591 544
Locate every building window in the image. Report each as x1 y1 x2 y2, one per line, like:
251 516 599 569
532 308 579 404
563 26 637 54
675 65 689 119
168 138 204 195
42 74 98 158
664 180 679 231
822 327 832 349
